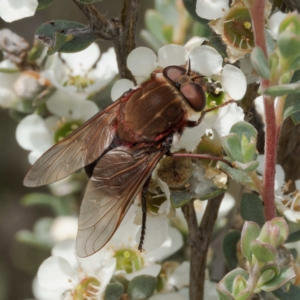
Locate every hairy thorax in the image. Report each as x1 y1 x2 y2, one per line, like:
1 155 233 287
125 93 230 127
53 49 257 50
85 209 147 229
116 76 186 143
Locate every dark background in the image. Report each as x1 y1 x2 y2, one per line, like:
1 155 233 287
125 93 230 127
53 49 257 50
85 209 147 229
0 1 151 299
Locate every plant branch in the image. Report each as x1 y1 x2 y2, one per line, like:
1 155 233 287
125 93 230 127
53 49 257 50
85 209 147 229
183 193 224 300
72 0 141 81
246 0 278 220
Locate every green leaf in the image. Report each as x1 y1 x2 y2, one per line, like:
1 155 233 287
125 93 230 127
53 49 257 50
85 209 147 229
219 163 258 191
155 0 178 28
35 20 98 54
221 134 244 162
277 31 300 60
286 229 300 243
27 41 45 62
127 275 156 300
240 193 265 227
251 47 270 79
230 121 258 143
104 283 124 300
223 231 241 270
47 31 69 55
261 266 295 292
145 10 167 44
273 283 300 299
234 161 259 172
218 268 249 294
37 0 54 10
240 136 257 163
264 82 300 96
250 240 277 263
170 190 191 208
241 221 260 262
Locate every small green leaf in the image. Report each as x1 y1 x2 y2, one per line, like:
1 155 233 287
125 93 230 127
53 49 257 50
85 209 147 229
127 275 156 300
278 13 300 35
257 268 276 288
234 161 259 172
286 229 300 243
218 268 249 294
232 275 247 298
277 31 300 60
251 46 270 79
230 121 258 143
273 283 300 299
104 283 124 300
241 221 260 262
216 285 235 300
261 266 295 292
240 136 257 163
155 0 178 28
240 193 265 227
221 134 244 162
145 10 167 44
223 231 241 270
37 0 54 10
35 20 98 54
235 289 253 300
250 240 277 263
27 41 45 62
47 31 69 55
170 191 191 208
264 82 300 96
219 163 258 191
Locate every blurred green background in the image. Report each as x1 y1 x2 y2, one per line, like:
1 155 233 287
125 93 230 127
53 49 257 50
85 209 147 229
0 1 151 299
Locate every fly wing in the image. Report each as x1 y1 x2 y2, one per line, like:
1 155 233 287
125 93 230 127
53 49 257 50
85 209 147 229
76 144 167 257
24 100 120 187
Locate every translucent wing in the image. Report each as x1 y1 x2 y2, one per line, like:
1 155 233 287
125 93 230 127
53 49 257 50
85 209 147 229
24 100 120 187
76 144 167 257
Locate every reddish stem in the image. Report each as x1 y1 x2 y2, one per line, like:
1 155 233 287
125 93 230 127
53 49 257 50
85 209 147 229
247 0 277 220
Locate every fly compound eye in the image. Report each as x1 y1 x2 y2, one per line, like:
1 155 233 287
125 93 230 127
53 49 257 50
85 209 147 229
180 83 206 112
163 66 186 83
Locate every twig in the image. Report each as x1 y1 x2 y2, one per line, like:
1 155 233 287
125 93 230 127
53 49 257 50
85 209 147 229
182 193 224 300
72 0 141 81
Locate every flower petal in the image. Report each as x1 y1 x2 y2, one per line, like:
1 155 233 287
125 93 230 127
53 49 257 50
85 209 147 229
38 256 76 290
189 46 223 77
32 276 62 300
16 114 53 151
158 45 188 67
111 79 135 101
185 36 207 51
0 0 38 22
51 240 77 269
268 11 287 40
222 64 247 100
124 264 161 281
50 217 78 243
212 102 244 137
136 214 168 251
127 47 157 77
61 43 100 75
169 262 190 289
196 0 229 20
79 100 99 121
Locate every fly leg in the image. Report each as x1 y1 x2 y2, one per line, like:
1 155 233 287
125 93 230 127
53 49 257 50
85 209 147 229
187 99 235 128
138 176 151 251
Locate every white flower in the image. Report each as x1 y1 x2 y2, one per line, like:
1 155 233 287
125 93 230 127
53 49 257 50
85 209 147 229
36 240 115 300
16 96 98 164
0 60 20 108
45 44 118 100
105 215 183 281
116 45 246 101
196 0 229 20
0 0 38 22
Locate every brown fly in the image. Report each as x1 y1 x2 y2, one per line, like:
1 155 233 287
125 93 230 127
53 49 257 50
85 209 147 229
24 62 224 257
